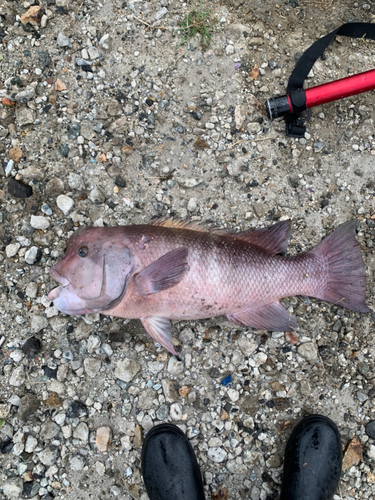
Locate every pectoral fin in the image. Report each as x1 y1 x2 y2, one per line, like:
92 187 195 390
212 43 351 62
141 316 179 356
135 247 189 295
227 301 297 331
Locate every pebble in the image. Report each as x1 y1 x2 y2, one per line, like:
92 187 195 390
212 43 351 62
57 32 71 47
67 123 80 139
30 215 50 230
18 394 40 421
41 420 60 440
297 342 318 362
66 401 88 419
208 447 228 463
167 356 184 374
60 144 70 157
9 366 26 387
56 194 74 215
96 426 112 452
24 246 42 264
73 422 89 442
84 357 101 377
16 107 36 126
89 186 106 204
365 421 375 439
21 336 42 357
170 402 182 421
8 178 33 198
2 480 23 499
156 403 170 420
114 358 141 382
31 315 48 333
5 243 20 258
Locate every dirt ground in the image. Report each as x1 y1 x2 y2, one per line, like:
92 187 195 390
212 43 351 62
0 0 374 499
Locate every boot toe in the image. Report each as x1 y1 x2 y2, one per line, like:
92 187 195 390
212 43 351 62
141 423 205 500
280 415 342 500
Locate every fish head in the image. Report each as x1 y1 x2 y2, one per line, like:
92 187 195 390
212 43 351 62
48 226 134 315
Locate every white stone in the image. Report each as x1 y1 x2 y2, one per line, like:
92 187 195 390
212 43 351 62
30 215 50 230
56 194 74 215
114 358 140 382
208 447 227 463
6 243 20 258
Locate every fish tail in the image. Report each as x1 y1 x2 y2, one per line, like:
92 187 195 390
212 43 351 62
309 220 370 313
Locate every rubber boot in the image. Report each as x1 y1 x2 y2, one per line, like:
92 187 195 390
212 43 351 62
279 414 342 500
141 423 205 500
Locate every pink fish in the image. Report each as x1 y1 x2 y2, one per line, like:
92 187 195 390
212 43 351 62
48 218 370 355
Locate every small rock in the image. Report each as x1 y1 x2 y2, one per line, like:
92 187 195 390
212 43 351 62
297 342 318 362
22 337 42 357
208 447 227 463
57 32 71 47
114 175 126 187
114 358 141 382
170 402 182 421
235 104 246 129
66 401 88 419
88 46 100 60
60 144 69 157
96 426 111 452
8 147 23 163
365 421 375 439
20 6 45 25
18 394 40 421
285 331 299 345
73 422 89 442
252 202 267 218
225 44 235 55
83 358 101 378
177 178 203 189
56 194 74 215
16 107 36 126
31 315 48 333
162 379 179 402
67 124 80 140
41 420 60 440
25 246 42 265
156 403 170 420
25 435 38 453
8 178 33 198
9 366 25 387
6 243 20 258
89 186 106 204
68 455 85 471
55 79 67 91
30 215 50 230
167 356 184 374
2 479 23 499
342 436 362 470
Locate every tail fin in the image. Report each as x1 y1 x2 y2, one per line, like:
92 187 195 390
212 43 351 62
310 220 370 313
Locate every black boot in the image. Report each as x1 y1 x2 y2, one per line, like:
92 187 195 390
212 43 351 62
141 423 206 500
279 414 342 500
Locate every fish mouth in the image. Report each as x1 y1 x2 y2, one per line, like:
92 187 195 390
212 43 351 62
49 266 70 287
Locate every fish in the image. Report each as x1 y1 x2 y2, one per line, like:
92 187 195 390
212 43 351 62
48 218 370 355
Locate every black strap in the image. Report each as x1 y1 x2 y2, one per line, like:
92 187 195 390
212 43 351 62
285 23 375 137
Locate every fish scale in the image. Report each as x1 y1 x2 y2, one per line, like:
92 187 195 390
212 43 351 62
48 219 370 355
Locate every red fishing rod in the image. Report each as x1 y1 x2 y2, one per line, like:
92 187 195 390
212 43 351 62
264 22 375 136
266 68 375 121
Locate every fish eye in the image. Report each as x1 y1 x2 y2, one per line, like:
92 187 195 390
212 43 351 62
78 246 88 258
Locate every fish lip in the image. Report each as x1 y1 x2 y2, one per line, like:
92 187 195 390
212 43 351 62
49 266 70 287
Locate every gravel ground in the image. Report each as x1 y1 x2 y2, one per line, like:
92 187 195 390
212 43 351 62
0 0 375 499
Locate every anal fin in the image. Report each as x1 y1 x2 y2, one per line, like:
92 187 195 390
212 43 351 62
141 316 179 356
227 301 297 332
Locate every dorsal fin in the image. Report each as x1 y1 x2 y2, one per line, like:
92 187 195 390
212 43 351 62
233 221 291 254
151 216 227 234
152 217 291 254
